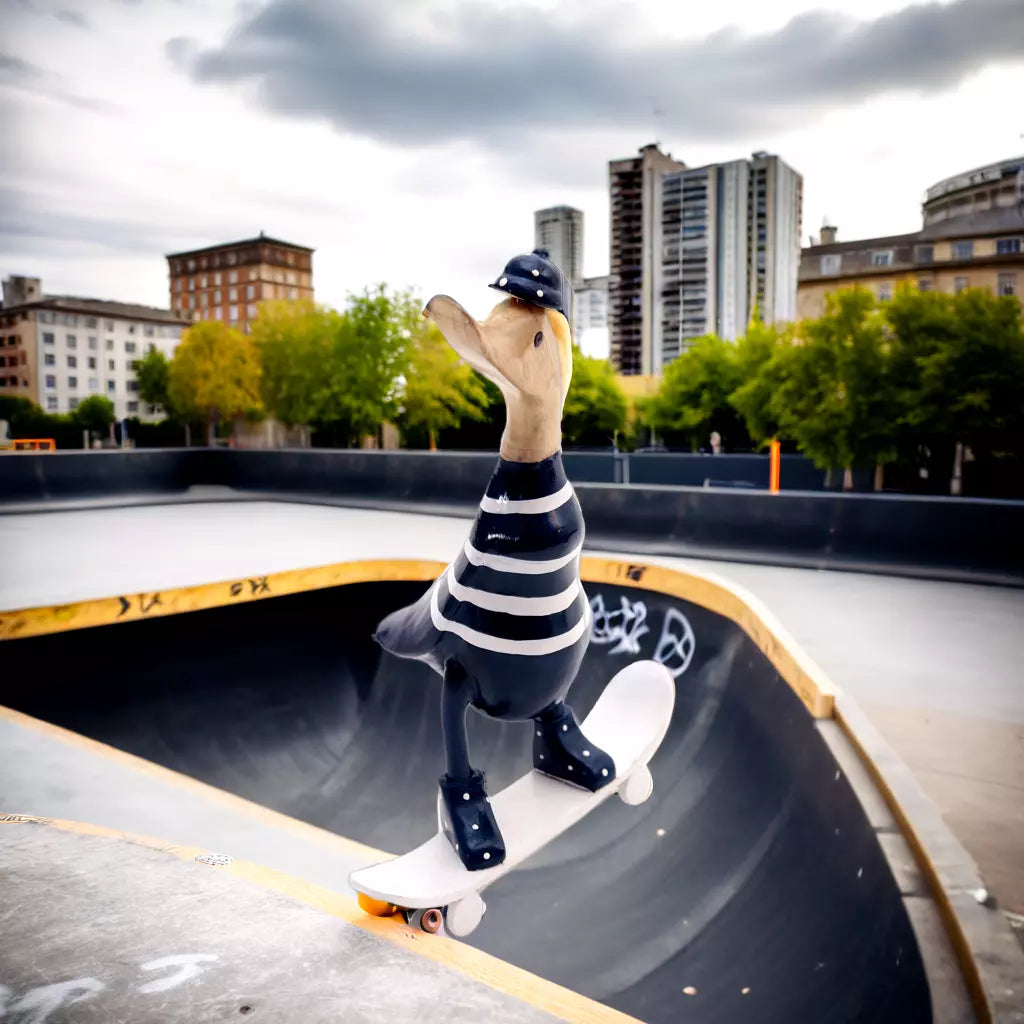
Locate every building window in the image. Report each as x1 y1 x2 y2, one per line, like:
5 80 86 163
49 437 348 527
147 343 155 353
108 359 115 371
106 339 113 350
84 317 98 329
44 353 55 366
67 355 77 368
43 332 54 345
246 284 255 300
107 380 115 393
68 397 79 410
45 374 56 388
288 288 297 300
954 276 969 293
214 289 222 304
188 296 196 310
998 273 1017 297
86 357 96 369
953 241 973 261
818 253 841 275
144 325 154 337
228 305 238 321
200 275 207 288
228 287 238 301
877 283 892 302
200 293 209 308
66 334 77 348
187 259 196 271
46 396 57 411
996 237 1022 255
214 273 221 286
88 336 97 349
229 270 237 283
104 320 114 332
871 251 893 267
39 311 55 324
918 279 934 292
914 244 934 263
128 324 136 334
125 342 136 354
129 360 139 370
246 304 256 318
68 376 78 389
127 400 139 413
89 378 99 391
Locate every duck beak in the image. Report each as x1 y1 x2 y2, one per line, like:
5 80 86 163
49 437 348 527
423 295 514 392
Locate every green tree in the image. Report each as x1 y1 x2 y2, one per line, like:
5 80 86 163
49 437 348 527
168 321 262 445
136 348 173 416
646 335 748 451
729 318 796 448
72 395 115 435
894 287 1024 493
398 321 491 449
562 350 628 447
774 288 899 489
252 299 335 429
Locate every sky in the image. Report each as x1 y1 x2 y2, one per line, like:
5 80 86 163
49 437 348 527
2 0 1023 357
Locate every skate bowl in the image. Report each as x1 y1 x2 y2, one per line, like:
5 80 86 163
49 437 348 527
4 556 1022 1024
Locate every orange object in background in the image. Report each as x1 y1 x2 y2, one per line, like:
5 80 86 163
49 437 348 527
769 439 781 493
12 439 55 452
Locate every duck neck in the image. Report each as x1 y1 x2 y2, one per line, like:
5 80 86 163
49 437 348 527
500 394 562 464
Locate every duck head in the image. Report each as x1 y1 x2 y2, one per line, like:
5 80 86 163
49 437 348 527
424 249 574 464
424 295 572 464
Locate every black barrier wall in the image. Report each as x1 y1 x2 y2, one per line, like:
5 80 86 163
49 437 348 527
2 450 1021 583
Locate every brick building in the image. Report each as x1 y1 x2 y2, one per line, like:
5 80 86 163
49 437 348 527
166 233 314 333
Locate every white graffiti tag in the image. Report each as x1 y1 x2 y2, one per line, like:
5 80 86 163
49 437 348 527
137 954 219 994
0 978 105 1024
653 607 696 678
589 594 650 655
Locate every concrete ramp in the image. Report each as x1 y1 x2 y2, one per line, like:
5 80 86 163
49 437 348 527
1 563 965 1023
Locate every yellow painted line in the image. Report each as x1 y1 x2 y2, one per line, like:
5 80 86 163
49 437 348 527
2 815 646 1024
0 558 448 640
0 704 391 867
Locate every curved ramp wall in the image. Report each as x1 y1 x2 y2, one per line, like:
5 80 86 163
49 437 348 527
8 558 1016 1022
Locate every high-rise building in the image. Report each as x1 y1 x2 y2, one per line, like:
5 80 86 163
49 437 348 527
572 275 609 340
608 144 686 375
166 233 314 334
650 152 802 369
0 276 187 419
534 206 584 288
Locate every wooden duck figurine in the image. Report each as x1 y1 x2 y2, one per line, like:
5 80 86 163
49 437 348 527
374 249 616 871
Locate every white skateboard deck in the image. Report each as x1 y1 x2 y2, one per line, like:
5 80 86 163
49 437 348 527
349 660 675 935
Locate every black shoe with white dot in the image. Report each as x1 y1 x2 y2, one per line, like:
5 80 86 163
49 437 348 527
438 770 506 872
532 703 616 792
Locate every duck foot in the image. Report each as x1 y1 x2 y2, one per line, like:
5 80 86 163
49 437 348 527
533 703 616 792
438 771 506 871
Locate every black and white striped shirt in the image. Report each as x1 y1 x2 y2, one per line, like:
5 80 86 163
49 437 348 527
429 454 590 657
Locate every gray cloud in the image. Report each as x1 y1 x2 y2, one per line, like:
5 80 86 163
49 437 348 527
54 7 89 27
0 51 123 114
171 0 1024 153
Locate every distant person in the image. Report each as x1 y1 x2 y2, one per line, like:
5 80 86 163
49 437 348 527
710 431 722 455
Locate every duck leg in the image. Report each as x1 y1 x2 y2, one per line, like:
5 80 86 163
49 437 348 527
533 700 616 791
438 660 506 871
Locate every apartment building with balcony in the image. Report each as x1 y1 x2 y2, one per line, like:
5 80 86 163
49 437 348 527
608 144 686 375
0 276 187 419
654 153 802 369
167 233 314 333
798 156 1024 318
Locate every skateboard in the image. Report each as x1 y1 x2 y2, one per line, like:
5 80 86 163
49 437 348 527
348 659 675 938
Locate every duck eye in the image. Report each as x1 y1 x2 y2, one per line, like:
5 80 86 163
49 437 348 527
533 331 544 347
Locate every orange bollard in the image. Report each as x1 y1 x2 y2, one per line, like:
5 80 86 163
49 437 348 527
769 439 781 493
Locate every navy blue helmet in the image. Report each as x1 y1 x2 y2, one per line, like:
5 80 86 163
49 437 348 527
489 248 572 323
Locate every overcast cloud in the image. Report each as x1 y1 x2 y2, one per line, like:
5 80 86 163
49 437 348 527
175 0 1024 147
